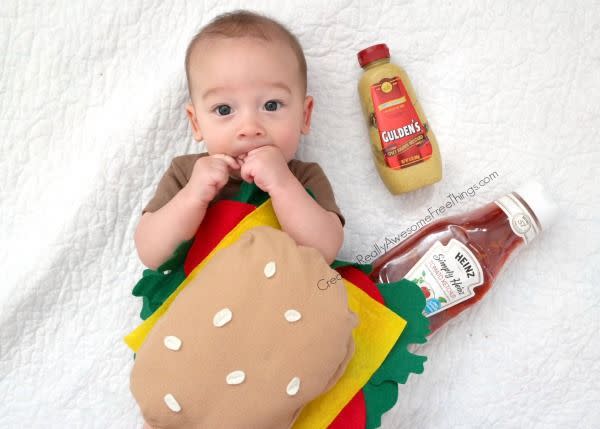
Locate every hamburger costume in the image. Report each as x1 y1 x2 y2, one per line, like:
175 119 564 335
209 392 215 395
125 167 430 429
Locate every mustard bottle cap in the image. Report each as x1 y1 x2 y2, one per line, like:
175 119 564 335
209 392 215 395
357 43 390 68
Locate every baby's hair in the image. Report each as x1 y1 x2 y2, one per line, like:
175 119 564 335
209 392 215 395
185 10 308 100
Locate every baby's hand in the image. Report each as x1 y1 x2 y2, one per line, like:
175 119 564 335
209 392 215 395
184 154 240 207
239 146 293 194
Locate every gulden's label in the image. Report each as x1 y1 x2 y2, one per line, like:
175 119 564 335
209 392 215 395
370 76 433 169
405 239 484 317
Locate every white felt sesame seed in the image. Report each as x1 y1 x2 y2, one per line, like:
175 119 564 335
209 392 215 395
286 377 301 396
284 310 302 323
213 308 233 327
226 370 246 385
163 336 182 351
264 261 276 278
164 393 181 412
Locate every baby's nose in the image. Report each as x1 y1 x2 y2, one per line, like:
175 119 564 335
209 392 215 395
237 126 265 138
237 113 266 139
238 130 264 139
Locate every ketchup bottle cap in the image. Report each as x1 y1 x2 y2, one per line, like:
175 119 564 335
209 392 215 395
357 43 390 68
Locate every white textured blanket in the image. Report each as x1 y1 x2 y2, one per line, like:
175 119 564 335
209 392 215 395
1 0 599 428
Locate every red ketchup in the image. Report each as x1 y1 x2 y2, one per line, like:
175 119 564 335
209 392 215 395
370 182 558 333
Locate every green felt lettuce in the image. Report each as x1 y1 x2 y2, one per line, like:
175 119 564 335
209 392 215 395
131 239 193 320
363 380 399 429
370 279 430 385
233 181 316 206
232 181 270 205
362 278 430 429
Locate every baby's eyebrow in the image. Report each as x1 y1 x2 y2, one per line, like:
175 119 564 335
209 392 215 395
266 82 292 95
202 82 291 101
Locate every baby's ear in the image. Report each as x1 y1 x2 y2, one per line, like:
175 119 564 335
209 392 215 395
301 96 314 135
186 102 203 141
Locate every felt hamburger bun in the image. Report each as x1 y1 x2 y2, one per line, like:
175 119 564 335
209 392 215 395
130 226 358 429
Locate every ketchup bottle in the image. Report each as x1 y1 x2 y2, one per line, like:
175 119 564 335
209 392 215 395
370 182 558 333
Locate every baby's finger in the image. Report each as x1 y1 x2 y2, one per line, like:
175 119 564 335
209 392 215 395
212 154 240 170
239 162 254 184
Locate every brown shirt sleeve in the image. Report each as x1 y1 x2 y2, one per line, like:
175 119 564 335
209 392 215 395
288 160 346 227
142 155 345 227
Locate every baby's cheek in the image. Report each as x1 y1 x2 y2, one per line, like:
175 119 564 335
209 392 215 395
204 133 231 155
277 128 301 160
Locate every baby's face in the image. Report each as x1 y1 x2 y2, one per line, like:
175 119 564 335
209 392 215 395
186 37 313 163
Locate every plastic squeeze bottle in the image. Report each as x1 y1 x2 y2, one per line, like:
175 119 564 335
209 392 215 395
357 43 442 194
370 182 558 333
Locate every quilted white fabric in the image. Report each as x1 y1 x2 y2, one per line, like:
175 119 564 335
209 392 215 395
1 1 599 428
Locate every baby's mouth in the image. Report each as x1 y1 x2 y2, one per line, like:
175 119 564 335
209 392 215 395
234 153 248 166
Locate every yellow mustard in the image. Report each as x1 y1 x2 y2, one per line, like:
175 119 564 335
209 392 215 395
357 43 442 194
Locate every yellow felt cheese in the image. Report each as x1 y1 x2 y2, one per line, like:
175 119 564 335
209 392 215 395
292 280 405 429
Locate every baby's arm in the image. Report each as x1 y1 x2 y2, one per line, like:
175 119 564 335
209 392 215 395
270 179 343 265
135 154 240 270
134 187 208 270
239 146 343 264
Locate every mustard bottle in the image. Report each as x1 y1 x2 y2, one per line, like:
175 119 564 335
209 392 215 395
357 43 442 194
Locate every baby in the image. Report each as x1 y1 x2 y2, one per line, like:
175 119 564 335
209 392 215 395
134 10 346 429
135 10 345 274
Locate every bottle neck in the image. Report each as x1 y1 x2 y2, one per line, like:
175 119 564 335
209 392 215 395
494 192 541 246
362 58 390 70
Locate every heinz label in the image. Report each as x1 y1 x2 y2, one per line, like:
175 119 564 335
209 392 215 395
370 77 433 169
405 239 484 317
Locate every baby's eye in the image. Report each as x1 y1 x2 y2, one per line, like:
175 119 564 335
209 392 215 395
214 105 232 116
264 100 283 112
